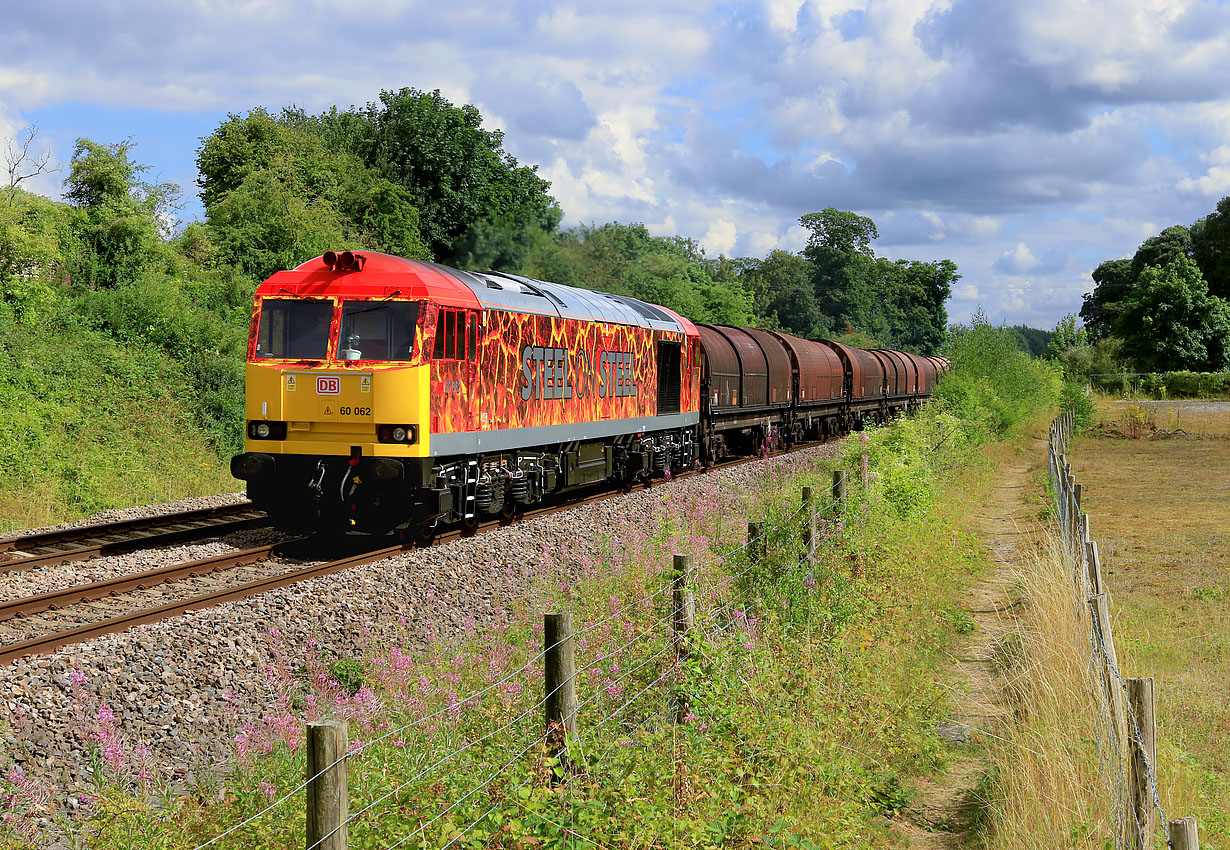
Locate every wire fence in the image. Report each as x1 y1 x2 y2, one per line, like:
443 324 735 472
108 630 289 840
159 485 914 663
1048 409 1199 850
190 466 853 850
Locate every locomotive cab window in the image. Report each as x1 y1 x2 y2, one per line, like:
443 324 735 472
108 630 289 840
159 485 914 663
255 299 332 360
432 309 474 361
337 301 419 361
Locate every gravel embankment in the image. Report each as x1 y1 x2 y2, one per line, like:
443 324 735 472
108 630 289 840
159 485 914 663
0 446 837 791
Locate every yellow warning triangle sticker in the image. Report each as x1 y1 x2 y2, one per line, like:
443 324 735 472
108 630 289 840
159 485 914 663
286 375 297 391
360 376 371 393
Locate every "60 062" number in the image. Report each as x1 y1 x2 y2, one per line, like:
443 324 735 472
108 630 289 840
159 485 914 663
338 407 371 416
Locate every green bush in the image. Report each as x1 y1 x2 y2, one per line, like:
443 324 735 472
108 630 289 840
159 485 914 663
1060 381 1097 430
935 314 1060 436
1141 371 1230 399
77 269 250 455
0 311 234 530
1090 373 1133 395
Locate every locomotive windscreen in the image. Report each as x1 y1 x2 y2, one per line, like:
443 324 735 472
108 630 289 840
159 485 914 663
338 300 419 361
255 299 332 360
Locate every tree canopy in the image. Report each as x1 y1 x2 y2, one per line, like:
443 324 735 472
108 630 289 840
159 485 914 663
309 88 562 269
196 109 429 280
1192 195 1230 301
1082 198 1230 371
769 208 957 353
64 138 178 288
1116 256 1230 372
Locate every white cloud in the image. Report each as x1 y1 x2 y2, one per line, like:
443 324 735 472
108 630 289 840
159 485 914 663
1177 145 1230 197
702 219 738 256
764 0 805 32
995 243 1040 274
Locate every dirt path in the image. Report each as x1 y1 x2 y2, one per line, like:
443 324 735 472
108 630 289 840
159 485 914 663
896 438 1046 846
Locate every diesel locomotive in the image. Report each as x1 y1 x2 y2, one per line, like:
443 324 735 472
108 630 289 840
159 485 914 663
230 251 946 534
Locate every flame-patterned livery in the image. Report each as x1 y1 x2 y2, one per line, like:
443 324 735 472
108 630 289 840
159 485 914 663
231 251 944 533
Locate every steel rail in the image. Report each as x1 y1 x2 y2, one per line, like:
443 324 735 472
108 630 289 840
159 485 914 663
0 510 269 574
0 544 278 622
0 502 258 553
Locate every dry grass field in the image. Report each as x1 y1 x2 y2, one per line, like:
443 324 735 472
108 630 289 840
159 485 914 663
1072 398 1230 841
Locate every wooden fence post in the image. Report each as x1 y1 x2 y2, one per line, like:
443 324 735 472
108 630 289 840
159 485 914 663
306 720 348 850
672 554 695 722
801 487 816 570
1128 677 1158 850
832 470 847 513
1168 817 1199 849
1089 594 1128 754
1058 460 1070 553
544 612 577 772
748 521 763 564
1072 482 1084 560
1086 540 1104 596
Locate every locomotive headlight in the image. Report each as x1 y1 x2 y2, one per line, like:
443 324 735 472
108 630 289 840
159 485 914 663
377 424 415 444
248 420 287 440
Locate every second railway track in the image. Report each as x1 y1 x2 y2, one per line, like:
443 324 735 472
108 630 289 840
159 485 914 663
0 503 270 573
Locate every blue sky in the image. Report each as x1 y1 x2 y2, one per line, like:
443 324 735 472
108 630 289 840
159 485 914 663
4 0 1230 330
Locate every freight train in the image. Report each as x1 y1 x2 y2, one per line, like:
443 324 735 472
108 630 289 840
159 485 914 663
230 251 947 535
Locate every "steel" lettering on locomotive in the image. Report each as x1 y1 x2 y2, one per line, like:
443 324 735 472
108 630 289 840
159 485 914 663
520 346 638 401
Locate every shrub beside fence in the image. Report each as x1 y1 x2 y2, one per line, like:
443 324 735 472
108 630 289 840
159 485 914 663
1048 410 1201 850
1088 372 1230 398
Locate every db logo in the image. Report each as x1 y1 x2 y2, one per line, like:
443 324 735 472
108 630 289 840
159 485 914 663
316 376 341 395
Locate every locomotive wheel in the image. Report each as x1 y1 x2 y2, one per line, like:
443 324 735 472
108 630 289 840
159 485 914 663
404 521 437 548
499 500 519 521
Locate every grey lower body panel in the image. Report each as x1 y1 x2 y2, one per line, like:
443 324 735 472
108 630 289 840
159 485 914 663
429 412 701 456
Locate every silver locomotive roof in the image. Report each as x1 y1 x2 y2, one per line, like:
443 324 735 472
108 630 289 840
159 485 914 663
418 261 687 333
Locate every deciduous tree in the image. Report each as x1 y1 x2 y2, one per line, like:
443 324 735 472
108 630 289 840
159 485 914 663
64 139 176 287
1116 256 1230 371
1080 258 1132 341
318 88 562 268
1191 195 1230 301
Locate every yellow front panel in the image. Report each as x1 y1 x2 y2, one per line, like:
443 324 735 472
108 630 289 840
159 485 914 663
281 370 372 423
245 363 430 457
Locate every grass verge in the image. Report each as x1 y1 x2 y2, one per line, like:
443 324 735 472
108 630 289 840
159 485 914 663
0 317 234 533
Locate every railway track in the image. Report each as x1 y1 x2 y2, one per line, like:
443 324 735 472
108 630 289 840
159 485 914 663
0 440 828 666
0 503 269 573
